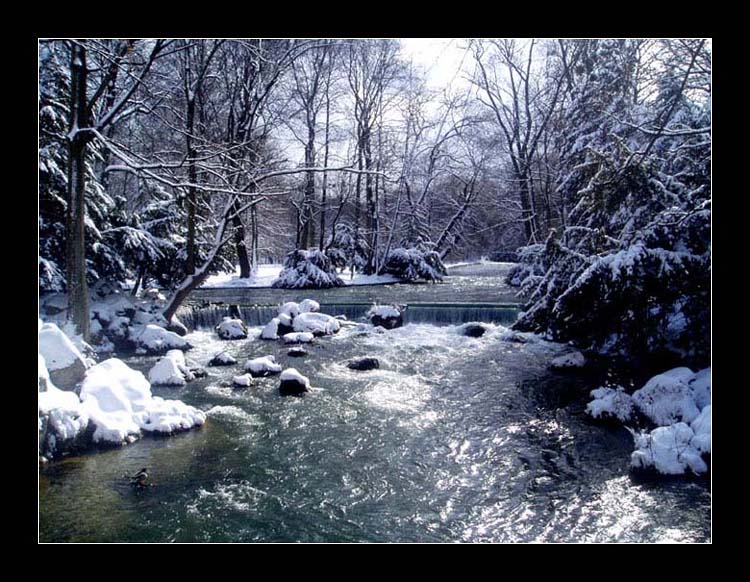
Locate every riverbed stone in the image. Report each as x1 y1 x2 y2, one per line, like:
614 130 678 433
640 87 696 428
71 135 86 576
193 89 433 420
347 357 380 371
370 314 403 329
461 323 488 337
167 316 189 337
287 347 308 357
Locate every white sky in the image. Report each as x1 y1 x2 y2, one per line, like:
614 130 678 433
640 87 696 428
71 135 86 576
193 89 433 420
398 38 474 92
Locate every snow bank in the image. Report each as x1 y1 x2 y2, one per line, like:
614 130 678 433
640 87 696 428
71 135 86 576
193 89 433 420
148 350 195 386
215 317 248 340
130 324 191 354
202 264 398 288
586 386 634 422
79 358 204 443
244 355 282 376
631 367 700 426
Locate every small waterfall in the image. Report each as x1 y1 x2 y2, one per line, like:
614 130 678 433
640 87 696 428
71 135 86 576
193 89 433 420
178 302 520 331
177 304 278 331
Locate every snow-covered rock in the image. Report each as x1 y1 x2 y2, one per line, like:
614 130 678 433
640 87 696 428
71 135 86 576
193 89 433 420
215 317 248 340
130 324 191 354
79 358 204 444
278 302 300 319
244 355 282 377
38 355 90 458
232 374 254 387
367 304 403 329
293 312 340 336
287 347 308 357
689 367 711 409
38 321 89 390
550 351 586 370
586 386 634 422
167 316 189 337
631 367 700 426
138 397 206 434
208 351 237 366
260 318 280 340
299 299 320 313
148 350 195 386
283 332 315 344
279 368 311 396
630 422 707 476
690 404 711 454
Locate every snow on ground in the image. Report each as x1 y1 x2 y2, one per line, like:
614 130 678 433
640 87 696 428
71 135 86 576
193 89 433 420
201 264 399 288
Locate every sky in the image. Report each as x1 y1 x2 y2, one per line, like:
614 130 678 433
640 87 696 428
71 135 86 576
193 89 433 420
398 38 474 92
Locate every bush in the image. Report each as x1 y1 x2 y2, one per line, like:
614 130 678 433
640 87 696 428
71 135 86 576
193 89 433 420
272 249 345 289
382 247 446 282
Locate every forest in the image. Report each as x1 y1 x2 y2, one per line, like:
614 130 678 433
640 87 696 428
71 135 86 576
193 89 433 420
38 38 711 544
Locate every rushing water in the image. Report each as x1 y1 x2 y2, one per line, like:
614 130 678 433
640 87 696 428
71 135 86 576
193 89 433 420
38 265 711 543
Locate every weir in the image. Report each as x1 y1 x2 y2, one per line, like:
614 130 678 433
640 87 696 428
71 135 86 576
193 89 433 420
177 301 521 330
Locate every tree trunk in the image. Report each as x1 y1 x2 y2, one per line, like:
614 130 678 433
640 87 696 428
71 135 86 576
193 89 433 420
66 42 90 341
232 198 252 278
185 98 197 275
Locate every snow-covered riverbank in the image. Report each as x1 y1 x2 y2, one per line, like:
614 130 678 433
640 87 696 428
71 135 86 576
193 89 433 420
201 264 400 289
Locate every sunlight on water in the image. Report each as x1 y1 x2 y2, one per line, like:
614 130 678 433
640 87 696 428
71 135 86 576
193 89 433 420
40 317 710 543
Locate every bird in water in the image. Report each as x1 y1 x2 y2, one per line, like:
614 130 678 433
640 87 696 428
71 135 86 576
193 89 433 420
129 468 149 489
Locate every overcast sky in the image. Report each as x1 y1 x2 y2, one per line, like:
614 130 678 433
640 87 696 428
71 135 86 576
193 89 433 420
399 38 474 91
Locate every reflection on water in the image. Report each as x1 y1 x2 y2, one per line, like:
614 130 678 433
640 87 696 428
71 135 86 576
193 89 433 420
39 321 710 543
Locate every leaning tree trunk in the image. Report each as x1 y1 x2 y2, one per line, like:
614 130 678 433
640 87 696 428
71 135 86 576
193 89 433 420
66 42 91 341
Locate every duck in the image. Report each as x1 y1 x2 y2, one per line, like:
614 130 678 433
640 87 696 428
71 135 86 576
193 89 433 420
130 468 149 488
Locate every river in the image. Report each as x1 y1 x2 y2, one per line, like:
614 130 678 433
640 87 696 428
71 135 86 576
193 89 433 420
38 264 711 542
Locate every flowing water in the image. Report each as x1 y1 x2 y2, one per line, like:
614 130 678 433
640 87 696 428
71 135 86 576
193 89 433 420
38 264 711 543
